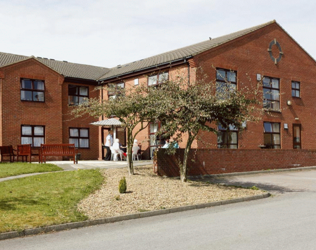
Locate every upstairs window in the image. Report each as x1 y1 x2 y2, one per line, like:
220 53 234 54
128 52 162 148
21 79 45 102
292 81 300 98
217 124 238 149
148 72 168 86
263 77 280 111
108 82 124 99
216 68 237 99
263 122 280 149
68 85 89 106
69 128 89 148
21 125 45 147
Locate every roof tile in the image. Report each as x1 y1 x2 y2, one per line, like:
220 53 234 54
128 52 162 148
99 20 276 81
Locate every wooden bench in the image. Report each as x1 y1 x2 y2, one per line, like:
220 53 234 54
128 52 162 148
0 145 16 162
40 144 78 164
17 144 40 163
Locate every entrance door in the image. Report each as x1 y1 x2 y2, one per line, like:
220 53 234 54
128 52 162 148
293 124 301 149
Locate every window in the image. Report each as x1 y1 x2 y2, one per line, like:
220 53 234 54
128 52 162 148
21 125 45 147
134 78 139 85
148 122 168 158
148 72 168 86
293 124 301 149
108 82 124 99
68 85 89 106
21 79 45 102
216 68 237 99
217 124 238 149
263 77 280 110
263 122 280 148
69 128 89 148
292 81 300 98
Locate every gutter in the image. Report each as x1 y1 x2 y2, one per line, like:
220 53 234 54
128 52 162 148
65 77 98 85
98 56 193 84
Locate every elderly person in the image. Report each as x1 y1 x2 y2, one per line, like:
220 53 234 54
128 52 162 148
112 138 126 160
104 130 113 161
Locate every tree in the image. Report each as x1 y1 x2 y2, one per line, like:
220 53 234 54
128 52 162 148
146 70 261 182
72 85 155 175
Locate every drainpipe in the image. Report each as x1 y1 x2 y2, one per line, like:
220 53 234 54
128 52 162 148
187 60 190 84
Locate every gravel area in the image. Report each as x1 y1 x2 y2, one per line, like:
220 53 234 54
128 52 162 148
78 166 265 219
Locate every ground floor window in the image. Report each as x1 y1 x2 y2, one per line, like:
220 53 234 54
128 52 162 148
149 122 160 158
149 122 169 158
263 122 280 148
21 125 45 147
69 128 89 148
293 124 301 149
217 124 238 149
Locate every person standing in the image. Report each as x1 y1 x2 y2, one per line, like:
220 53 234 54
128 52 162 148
104 130 113 160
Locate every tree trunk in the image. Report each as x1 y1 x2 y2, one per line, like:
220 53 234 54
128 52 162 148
127 129 134 175
180 133 195 182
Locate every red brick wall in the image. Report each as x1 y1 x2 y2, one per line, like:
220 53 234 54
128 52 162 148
0 58 99 161
194 22 316 150
101 64 193 160
102 23 316 159
62 82 100 160
157 148 316 177
0 59 63 148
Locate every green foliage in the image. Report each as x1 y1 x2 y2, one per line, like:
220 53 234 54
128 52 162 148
0 169 103 233
71 68 262 181
145 69 262 182
72 84 157 175
119 177 127 193
0 162 62 178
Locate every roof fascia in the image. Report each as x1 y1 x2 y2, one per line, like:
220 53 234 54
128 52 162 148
64 77 98 85
99 57 191 84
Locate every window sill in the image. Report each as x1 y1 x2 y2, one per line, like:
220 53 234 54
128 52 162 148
21 100 45 103
263 109 281 113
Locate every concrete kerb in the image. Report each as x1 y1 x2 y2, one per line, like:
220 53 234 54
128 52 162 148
0 193 270 241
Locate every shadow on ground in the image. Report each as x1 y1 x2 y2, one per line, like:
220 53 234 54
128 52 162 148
189 176 305 194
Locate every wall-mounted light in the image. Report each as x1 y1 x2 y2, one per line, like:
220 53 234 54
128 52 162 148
242 121 247 128
295 117 299 120
284 123 288 129
287 100 292 106
257 74 262 81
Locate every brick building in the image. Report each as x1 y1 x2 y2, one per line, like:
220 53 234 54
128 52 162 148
0 54 109 160
99 20 316 159
1 20 316 161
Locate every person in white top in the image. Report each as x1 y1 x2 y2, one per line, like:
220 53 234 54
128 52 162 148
104 130 113 160
162 139 170 148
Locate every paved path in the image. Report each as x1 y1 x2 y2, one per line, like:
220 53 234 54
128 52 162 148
2 169 316 249
51 159 153 170
0 160 153 182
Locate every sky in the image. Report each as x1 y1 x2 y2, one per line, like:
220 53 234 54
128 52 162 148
1 0 315 68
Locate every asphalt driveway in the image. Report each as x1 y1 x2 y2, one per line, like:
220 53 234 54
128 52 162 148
208 168 316 194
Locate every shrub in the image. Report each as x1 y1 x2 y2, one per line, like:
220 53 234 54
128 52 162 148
119 177 127 193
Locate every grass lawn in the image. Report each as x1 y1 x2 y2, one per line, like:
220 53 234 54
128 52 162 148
0 162 62 178
0 169 103 233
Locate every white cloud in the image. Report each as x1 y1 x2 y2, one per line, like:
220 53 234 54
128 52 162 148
0 0 315 67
